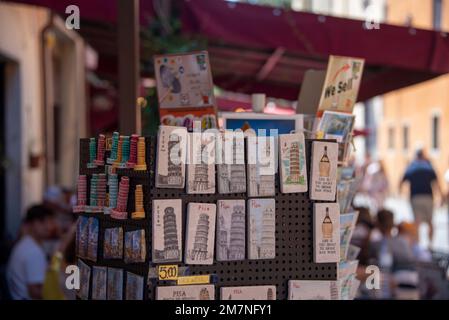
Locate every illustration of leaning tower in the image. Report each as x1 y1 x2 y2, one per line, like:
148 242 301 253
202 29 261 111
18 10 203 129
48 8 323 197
288 142 300 183
217 215 229 260
230 139 246 193
257 140 274 196
260 206 275 258
192 145 209 191
228 205 245 260
191 214 210 260
163 207 180 260
167 134 183 186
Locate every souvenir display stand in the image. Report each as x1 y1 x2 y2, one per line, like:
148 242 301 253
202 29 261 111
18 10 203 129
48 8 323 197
77 136 337 300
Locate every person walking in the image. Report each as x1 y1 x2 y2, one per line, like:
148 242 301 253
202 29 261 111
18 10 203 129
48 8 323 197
399 148 442 248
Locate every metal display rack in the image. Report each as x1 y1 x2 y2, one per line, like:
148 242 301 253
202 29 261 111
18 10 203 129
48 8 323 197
77 136 337 300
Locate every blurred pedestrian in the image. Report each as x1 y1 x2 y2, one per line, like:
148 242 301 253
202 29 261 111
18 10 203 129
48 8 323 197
397 222 431 262
361 160 389 212
369 210 417 299
351 206 374 266
399 148 442 248
6 205 55 300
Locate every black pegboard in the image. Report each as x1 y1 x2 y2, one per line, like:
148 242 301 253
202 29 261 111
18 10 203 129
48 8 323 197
77 136 337 300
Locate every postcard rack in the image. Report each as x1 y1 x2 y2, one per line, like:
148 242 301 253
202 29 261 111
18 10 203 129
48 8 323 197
77 136 337 300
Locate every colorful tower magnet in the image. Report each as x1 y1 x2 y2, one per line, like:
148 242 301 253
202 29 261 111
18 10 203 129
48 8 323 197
104 173 118 215
94 134 106 166
73 175 87 213
126 134 139 168
107 132 119 164
134 137 147 171
118 136 130 168
87 138 97 168
131 185 145 219
111 176 129 219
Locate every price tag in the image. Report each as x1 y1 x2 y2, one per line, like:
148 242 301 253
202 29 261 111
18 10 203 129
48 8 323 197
177 275 210 285
157 265 179 281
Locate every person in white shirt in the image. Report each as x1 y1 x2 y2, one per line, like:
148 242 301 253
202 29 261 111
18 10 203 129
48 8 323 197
7 205 54 300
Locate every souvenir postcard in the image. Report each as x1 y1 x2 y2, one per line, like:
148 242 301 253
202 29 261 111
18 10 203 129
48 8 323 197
76 216 89 259
288 280 339 300
156 125 187 189
318 111 355 163
185 203 216 265
154 52 216 110
310 141 338 201
103 227 123 259
125 272 144 300
216 199 246 261
340 212 359 261
86 217 99 262
338 260 359 280
156 284 215 300
248 198 276 260
77 259 91 300
247 136 275 197
220 285 276 300
92 266 107 300
347 244 361 261
124 229 146 264
217 131 246 194
107 267 124 300
186 132 216 194
313 202 340 263
279 133 308 193
152 199 183 263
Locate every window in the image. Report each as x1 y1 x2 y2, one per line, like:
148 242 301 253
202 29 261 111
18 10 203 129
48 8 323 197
431 114 440 150
403 125 409 151
388 127 395 150
433 0 443 30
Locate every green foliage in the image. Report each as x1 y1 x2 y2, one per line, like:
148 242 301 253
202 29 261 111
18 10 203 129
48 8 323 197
140 7 207 134
141 15 207 69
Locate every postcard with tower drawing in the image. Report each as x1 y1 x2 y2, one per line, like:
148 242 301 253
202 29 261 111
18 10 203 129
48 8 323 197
217 131 246 194
247 136 275 197
288 280 340 300
216 199 246 261
279 133 308 193
152 199 183 263
187 132 216 194
220 285 276 300
248 198 275 260
185 203 216 265
156 284 215 300
156 125 187 189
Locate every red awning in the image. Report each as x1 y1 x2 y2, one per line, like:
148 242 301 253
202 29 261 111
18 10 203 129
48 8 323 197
7 0 449 102
180 0 449 101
